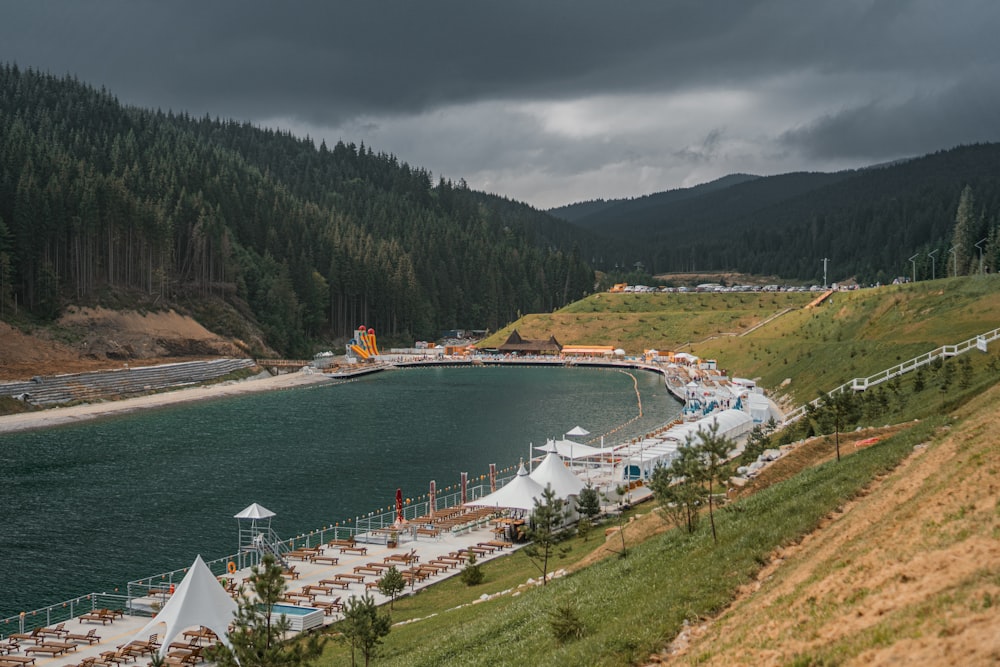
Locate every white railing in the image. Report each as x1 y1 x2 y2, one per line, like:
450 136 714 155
784 326 1000 424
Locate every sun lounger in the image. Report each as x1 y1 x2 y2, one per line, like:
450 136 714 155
119 634 159 657
302 584 335 596
327 538 356 548
36 623 68 638
8 629 40 643
312 599 343 616
312 554 340 565
78 609 116 625
339 545 368 555
335 573 366 583
281 565 300 580
181 626 217 645
64 628 101 644
352 566 382 576
99 648 135 664
0 641 19 656
483 539 513 549
318 578 350 590
25 644 71 656
168 637 200 651
0 656 37 666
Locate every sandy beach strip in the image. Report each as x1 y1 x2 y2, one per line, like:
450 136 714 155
0 371 334 434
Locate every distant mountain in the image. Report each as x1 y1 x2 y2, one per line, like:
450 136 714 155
549 173 760 226
559 144 1000 284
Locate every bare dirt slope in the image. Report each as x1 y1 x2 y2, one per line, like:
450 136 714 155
659 391 1000 666
0 307 244 380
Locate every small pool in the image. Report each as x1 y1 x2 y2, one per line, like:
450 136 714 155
270 604 323 631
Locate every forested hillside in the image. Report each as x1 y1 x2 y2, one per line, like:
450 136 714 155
0 65 595 355
552 145 1000 284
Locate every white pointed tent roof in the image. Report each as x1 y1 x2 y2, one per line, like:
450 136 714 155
535 438 606 460
465 463 546 511
565 426 590 437
131 554 237 657
234 502 275 519
529 453 585 498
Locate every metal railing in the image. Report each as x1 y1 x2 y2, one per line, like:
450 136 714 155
783 326 1000 423
1 593 128 639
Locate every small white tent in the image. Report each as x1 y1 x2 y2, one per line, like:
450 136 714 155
234 502 275 519
465 463 546 511
130 554 237 658
529 452 585 499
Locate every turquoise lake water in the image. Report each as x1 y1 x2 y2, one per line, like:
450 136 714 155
0 365 680 618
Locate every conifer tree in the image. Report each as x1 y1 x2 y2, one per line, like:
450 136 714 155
520 484 569 585
209 554 324 667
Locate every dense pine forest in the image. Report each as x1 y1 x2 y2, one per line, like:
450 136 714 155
553 145 1000 284
0 65 596 355
3 64 999 357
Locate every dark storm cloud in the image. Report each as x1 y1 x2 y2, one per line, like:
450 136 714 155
781 71 1000 160
2 0 1000 206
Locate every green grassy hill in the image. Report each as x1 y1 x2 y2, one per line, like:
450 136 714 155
481 276 1000 406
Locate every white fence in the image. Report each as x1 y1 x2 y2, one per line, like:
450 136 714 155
784 326 1000 424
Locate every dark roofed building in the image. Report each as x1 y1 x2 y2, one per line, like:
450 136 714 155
497 329 562 355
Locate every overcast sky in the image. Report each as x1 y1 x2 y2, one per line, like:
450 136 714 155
3 1 999 209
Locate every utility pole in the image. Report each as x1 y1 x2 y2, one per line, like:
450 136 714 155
975 238 987 274
821 257 829 288
908 253 919 282
928 249 939 280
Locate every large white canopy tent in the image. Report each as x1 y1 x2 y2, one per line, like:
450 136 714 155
129 554 237 658
535 438 606 460
529 452 585 499
465 463 546 511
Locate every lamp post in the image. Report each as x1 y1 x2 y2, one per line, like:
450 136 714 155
975 238 988 274
821 257 829 288
948 244 960 277
928 249 939 280
908 253 919 282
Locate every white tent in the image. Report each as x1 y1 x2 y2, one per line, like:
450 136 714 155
234 502 275 519
565 426 590 437
535 438 606 460
465 463 546 511
130 554 237 658
529 453 585 498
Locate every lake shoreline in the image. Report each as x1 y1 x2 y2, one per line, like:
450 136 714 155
0 370 334 434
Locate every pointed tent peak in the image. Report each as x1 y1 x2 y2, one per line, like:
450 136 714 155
131 554 238 658
535 438 558 453
516 461 529 476
234 502 275 519
565 426 590 437
530 452 585 498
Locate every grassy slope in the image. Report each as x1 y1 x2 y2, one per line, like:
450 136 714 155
482 276 1000 406
669 383 1000 666
313 276 1000 665
480 291 813 352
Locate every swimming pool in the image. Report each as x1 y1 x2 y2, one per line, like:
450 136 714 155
271 604 323 631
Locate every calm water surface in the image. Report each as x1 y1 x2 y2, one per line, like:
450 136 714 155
0 366 680 617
